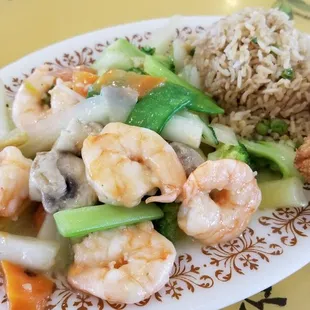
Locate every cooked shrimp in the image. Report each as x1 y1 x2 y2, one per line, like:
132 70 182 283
82 122 186 208
178 159 261 245
68 221 176 304
0 146 32 217
12 65 83 130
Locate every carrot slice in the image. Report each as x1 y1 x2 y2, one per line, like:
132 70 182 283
1 261 54 310
72 71 98 97
33 204 46 233
95 69 165 98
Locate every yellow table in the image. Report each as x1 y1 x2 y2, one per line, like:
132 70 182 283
1 0 309 309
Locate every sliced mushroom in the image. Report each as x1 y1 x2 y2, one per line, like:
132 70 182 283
170 142 206 177
29 151 97 213
53 119 103 156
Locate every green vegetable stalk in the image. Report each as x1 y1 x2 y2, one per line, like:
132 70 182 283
259 177 307 209
54 202 163 238
126 82 195 133
241 139 301 179
144 55 223 115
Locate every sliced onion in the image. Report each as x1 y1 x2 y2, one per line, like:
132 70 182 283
149 15 182 55
211 123 239 146
0 232 59 271
179 65 201 89
38 215 71 271
162 115 203 148
173 39 188 73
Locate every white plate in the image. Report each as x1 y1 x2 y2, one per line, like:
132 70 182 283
1 16 310 310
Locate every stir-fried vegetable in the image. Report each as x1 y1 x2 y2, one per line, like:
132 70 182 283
178 111 218 147
54 202 164 238
144 55 223 114
87 69 165 98
211 123 239 146
1 261 55 310
161 114 203 148
92 38 173 75
92 39 223 115
148 15 182 55
19 87 138 157
154 203 182 243
256 169 282 183
241 139 301 178
72 71 98 97
259 177 307 209
37 214 71 271
179 64 201 89
172 38 188 73
0 232 59 270
208 143 251 165
91 38 145 74
126 82 195 133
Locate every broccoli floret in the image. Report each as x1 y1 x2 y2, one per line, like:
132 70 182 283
208 143 251 165
153 203 182 243
240 139 301 179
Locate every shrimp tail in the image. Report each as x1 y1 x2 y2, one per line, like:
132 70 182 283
145 194 177 204
180 174 199 205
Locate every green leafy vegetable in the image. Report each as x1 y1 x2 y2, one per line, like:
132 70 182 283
281 68 295 80
54 202 163 238
144 55 223 114
126 82 194 133
140 46 156 55
154 203 182 243
91 39 145 74
270 118 289 135
208 143 251 165
240 139 301 178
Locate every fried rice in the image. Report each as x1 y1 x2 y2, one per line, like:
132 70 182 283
191 8 310 143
